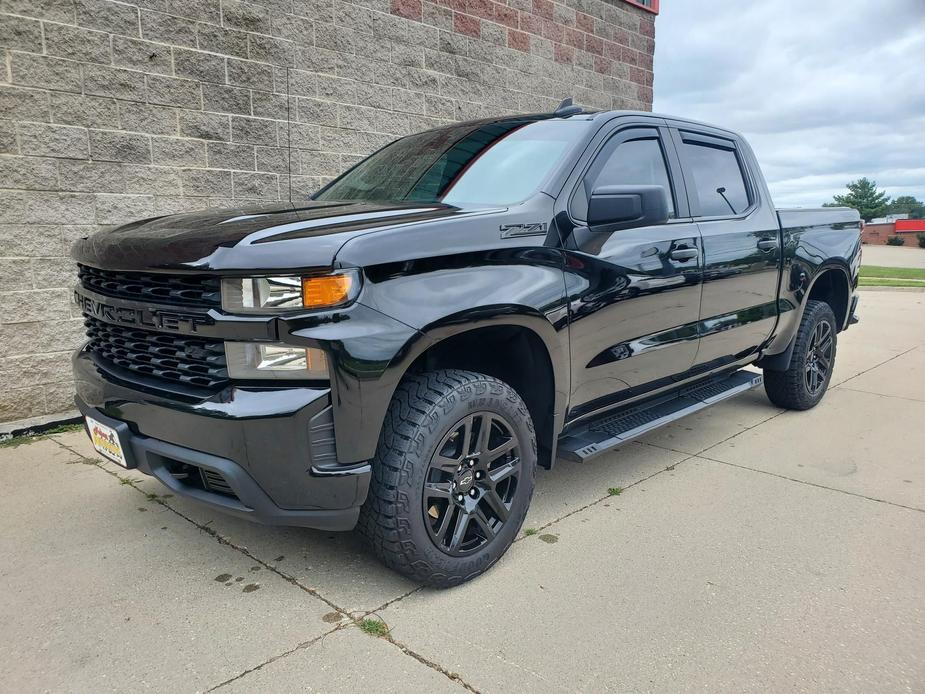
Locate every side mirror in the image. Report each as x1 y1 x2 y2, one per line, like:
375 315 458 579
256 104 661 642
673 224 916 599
587 185 669 233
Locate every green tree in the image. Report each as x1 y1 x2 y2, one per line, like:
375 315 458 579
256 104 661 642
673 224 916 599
887 195 925 219
823 178 890 222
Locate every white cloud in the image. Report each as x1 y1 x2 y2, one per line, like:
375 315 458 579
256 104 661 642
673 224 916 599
653 0 925 207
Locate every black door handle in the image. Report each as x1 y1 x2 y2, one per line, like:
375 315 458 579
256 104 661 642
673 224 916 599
757 238 779 251
669 248 698 261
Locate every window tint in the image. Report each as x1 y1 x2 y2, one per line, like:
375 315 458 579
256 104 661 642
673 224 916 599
573 136 674 221
681 141 750 216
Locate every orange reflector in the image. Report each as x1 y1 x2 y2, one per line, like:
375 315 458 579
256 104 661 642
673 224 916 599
302 274 353 308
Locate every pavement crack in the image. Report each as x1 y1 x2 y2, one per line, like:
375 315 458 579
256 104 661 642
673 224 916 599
514 453 699 542
48 435 354 617
205 624 346 691
698 454 925 513
836 387 925 404
52 434 484 692
374 630 482 693
637 407 787 459
367 584 424 615
833 343 921 389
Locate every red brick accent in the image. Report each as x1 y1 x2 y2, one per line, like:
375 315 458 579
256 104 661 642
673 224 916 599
576 11 594 34
622 45 639 66
391 0 423 21
520 11 543 35
493 3 519 29
508 28 530 52
541 18 564 43
631 68 652 87
467 0 493 20
454 11 481 36
553 42 574 64
532 0 553 20
611 26 630 47
585 33 603 56
602 39 620 60
638 14 655 38
562 26 583 49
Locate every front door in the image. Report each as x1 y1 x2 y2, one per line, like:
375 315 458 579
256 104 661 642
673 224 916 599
559 124 704 421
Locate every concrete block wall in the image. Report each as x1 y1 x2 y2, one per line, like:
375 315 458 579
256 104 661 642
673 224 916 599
0 0 655 424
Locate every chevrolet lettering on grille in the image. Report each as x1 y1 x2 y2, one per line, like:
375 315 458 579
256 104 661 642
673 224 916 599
74 291 213 333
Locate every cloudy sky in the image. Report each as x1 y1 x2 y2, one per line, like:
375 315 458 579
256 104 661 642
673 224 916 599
653 1 925 207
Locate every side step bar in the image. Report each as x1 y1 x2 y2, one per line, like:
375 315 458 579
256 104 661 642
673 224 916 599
557 369 764 463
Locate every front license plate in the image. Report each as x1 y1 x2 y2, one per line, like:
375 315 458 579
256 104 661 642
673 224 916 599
86 416 129 467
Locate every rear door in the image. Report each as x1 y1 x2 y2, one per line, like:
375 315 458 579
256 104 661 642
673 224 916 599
669 126 782 369
558 120 703 420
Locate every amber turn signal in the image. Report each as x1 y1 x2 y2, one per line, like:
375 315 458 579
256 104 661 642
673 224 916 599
301 273 354 308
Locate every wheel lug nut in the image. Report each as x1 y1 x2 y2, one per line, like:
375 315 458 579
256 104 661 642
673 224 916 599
468 459 475 468
475 471 484 480
457 464 462 472
469 488 478 498
456 493 464 502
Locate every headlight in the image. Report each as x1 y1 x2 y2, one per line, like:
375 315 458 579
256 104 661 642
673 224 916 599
225 342 328 380
221 270 360 313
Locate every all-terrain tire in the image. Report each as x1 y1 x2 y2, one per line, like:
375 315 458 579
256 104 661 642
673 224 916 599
764 299 838 410
357 369 537 588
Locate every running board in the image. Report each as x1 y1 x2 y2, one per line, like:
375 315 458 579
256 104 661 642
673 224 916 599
557 370 763 463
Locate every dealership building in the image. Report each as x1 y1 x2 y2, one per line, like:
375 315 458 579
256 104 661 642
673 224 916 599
0 0 657 426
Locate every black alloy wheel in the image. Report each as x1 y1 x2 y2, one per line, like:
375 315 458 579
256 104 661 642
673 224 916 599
763 299 837 410
422 412 522 556
804 319 833 396
358 369 537 588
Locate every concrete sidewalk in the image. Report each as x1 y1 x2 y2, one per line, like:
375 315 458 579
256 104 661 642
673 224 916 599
1 291 923 692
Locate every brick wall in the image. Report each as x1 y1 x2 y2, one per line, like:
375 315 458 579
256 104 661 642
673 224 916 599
0 0 655 425
861 223 894 245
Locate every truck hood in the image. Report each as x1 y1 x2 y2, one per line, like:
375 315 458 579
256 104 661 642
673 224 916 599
71 200 483 273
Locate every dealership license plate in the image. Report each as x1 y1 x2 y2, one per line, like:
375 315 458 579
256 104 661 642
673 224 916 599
86 416 128 467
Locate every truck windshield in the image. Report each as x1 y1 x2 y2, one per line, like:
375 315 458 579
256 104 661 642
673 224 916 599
313 119 587 206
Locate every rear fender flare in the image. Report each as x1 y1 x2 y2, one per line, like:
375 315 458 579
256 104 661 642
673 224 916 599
759 263 851 371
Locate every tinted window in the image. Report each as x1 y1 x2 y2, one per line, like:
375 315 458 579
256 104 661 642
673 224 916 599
573 136 675 221
314 119 588 206
681 141 750 216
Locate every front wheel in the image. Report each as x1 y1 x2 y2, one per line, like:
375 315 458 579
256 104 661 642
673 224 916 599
358 369 536 588
764 299 837 410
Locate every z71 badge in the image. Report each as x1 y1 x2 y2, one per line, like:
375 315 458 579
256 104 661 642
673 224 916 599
499 222 547 238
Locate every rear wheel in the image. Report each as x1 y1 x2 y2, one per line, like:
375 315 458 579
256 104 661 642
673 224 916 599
358 369 536 587
764 299 837 410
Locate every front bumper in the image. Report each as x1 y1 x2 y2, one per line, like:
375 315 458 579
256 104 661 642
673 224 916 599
74 349 370 531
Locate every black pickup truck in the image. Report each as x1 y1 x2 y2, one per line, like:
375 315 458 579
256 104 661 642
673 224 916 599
72 104 861 587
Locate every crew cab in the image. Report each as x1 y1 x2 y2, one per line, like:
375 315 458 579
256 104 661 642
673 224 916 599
71 104 861 587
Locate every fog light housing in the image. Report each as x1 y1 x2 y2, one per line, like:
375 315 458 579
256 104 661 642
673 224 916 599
225 342 328 380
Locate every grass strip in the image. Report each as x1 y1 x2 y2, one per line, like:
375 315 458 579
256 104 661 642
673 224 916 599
859 265 925 280
858 277 925 287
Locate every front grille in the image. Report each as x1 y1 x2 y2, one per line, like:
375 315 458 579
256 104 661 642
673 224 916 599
84 316 229 389
78 264 221 308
